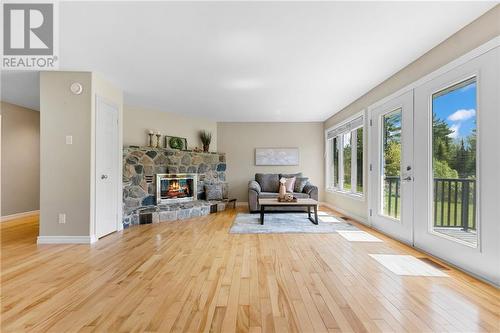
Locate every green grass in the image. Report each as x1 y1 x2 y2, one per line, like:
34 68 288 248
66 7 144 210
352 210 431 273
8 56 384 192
433 200 475 229
383 194 475 229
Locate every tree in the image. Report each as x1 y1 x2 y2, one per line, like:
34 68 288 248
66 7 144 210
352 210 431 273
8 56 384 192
432 114 453 162
453 139 468 178
464 127 477 178
384 141 401 177
433 159 459 178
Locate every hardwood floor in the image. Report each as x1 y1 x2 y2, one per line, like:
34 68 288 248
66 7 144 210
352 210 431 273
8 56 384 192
1 208 499 332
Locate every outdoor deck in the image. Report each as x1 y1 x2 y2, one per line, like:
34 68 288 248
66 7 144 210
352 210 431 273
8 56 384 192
433 227 477 245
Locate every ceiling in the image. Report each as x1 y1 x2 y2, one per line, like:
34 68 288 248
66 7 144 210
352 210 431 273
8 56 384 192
1 1 496 121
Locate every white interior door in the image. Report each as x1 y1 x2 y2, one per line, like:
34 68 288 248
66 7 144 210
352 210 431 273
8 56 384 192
413 46 499 285
95 97 119 239
369 91 414 244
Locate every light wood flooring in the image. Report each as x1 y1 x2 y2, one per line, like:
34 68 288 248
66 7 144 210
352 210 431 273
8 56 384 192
1 208 499 332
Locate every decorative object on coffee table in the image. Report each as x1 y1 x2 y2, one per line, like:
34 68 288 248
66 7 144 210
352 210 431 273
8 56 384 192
278 193 297 202
165 136 187 150
255 148 299 166
278 178 286 199
200 130 212 152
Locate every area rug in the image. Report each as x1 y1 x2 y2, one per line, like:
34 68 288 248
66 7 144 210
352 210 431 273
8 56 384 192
229 212 359 234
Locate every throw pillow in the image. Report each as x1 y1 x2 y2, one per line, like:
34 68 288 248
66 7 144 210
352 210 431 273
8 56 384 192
222 182 229 199
294 177 309 193
280 172 303 179
205 184 223 200
255 173 280 192
284 177 296 193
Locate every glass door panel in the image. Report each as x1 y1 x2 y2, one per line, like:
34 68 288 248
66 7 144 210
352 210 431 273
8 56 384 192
369 90 413 244
382 109 402 220
431 77 477 246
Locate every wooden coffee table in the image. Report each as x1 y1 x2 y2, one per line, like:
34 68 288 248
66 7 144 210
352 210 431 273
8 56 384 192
258 198 319 225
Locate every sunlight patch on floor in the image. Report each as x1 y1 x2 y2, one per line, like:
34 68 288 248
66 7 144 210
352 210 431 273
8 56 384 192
369 254 448 277
337 230 383 242
319 216 343 223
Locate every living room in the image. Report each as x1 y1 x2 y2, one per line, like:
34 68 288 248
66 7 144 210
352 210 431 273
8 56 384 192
1 2 499 332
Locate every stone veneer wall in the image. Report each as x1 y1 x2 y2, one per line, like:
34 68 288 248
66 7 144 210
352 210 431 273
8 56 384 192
122 146 227 227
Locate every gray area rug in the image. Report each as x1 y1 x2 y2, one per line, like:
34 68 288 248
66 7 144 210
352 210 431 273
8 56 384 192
229 212 359 234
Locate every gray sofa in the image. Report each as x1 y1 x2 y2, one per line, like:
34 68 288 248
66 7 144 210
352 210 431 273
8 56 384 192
248 173 318 213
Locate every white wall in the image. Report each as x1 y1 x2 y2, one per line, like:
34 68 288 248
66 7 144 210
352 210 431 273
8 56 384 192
217 122 324 202
323 6 500 221
0 102 40 216
123 106 217 151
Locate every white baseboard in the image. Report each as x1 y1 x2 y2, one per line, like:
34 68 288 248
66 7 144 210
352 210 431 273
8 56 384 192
37 235 97 244
320 202 369 225
236 201 248 207
0 210 39 222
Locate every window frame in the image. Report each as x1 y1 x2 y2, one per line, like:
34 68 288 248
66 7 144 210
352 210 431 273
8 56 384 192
325 111 366 199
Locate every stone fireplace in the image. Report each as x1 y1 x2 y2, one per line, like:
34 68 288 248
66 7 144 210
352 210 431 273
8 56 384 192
122 146 227 227
156 173 197 204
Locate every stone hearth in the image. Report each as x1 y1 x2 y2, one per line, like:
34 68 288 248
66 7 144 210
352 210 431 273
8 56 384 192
122 146 227 228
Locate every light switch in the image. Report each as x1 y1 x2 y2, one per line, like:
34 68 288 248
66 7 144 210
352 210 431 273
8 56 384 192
66 135 73 144
58 213 66 224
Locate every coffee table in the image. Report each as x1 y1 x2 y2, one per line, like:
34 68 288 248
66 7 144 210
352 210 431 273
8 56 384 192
258 198 319 225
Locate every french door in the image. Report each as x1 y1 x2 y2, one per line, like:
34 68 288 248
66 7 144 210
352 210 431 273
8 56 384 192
369 91 414 245
413 46 499 284
368 45 499 285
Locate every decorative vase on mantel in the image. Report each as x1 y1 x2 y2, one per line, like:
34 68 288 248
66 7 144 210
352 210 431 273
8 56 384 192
200 130 212 153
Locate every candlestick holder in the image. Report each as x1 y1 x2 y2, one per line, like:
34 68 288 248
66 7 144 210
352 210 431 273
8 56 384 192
155 134 161 148
148 133 154 147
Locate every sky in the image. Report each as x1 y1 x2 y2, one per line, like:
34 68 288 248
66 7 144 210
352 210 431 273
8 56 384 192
432 81 477 140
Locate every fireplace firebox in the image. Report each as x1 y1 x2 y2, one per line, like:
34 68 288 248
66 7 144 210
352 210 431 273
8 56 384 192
156 174 197 204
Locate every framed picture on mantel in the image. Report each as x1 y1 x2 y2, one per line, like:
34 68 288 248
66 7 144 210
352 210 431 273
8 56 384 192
255 148 299 166
165 136 187 150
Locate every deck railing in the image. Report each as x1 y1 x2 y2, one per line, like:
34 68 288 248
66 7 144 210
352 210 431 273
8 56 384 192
383 176 476 231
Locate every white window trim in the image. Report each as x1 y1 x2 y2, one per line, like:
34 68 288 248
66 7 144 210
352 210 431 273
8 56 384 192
325 110 366 199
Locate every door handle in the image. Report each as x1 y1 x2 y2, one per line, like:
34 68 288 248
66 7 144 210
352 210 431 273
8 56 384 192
101 174 108 180
402 176 412 181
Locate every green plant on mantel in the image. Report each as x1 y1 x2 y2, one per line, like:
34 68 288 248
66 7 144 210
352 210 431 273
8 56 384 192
200 130 212 152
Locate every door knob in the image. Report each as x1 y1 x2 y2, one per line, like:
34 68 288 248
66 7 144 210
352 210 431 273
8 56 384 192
101 174 108 180
402 175 412 181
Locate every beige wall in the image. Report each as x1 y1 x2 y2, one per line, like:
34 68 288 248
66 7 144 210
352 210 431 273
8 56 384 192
0 102 40 216
40 71 93 236
124 106 217 151
323 6 500 221
39 71 123 238
217 122 324 202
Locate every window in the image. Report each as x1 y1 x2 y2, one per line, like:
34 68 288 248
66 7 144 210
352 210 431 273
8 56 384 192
343 132 352 190
356 127 363 193
326 114 364 196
